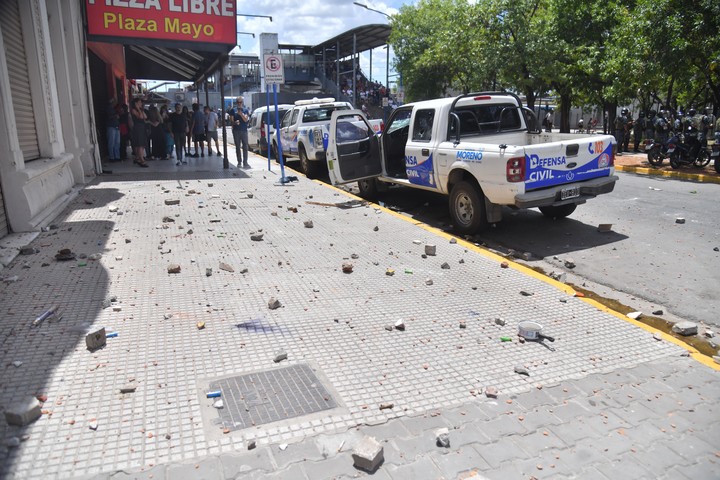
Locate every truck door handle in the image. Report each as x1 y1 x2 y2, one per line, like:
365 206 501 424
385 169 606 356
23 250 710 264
422 148 430 156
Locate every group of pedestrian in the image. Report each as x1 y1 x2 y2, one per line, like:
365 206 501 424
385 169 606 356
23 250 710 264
106 98 222 168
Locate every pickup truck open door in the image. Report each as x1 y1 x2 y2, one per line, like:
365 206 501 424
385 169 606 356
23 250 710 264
326 110 382 185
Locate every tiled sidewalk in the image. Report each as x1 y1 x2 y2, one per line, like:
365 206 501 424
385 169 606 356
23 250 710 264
0 153 717 480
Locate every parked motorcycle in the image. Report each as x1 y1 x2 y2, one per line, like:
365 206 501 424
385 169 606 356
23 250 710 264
645 137 669 166
667 127 710 169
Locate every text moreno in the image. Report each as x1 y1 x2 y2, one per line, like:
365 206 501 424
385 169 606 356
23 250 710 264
88 0 235 16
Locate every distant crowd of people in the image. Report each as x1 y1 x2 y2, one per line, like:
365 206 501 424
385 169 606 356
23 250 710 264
106 98 222 167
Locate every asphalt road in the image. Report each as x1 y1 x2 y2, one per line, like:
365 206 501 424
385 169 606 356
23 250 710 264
324 168 720 327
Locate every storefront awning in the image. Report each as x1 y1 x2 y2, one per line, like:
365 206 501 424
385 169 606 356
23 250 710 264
124 44 230 83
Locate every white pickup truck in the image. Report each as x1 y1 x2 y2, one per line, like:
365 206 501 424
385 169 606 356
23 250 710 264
325 92 618 233
272 98 383 178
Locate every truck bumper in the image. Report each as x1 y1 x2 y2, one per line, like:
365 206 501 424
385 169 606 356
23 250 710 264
514 175 619 209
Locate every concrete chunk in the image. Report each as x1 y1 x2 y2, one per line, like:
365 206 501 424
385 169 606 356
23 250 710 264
4 397 42 426
672 321 698 336
435 427 450 448
85 327 107 351
352 435 384 472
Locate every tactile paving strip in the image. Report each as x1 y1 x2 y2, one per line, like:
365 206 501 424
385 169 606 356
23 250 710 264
209 364 337 431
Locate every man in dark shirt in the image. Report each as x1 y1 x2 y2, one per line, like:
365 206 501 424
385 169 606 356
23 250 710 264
227 96 250 168
169 103 188 166
190 103 206 158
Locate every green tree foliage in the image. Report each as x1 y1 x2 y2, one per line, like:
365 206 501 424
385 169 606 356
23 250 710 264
388 0 719 129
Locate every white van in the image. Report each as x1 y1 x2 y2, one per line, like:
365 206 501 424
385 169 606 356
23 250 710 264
248 104 293 154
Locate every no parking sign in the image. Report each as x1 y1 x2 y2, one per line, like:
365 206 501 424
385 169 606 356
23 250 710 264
264 54 285 85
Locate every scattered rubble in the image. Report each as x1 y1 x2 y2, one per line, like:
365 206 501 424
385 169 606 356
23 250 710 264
342 263 354 273
675 217 685 224
164 199 180 206
85 327 107 351
597 224 613 233
514 365 530 376
485 386 498 398
268 297 282 310
672 321 698 336
274 350 288 363
304 220 314 228
250 232 264 241
352 436 384 472
379 402 394 410
394 320 405 331
424 244 437 256
435 427 450 448
219 262 234 272
167 264 181 274
4 397 42 426
440 262 450 269
564 258 576 269
626 311 642 320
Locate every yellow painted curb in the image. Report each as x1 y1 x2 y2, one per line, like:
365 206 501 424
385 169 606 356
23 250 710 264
316 178 720 372
616 164 720 184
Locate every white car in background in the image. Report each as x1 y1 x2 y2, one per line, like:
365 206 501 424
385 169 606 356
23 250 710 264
248 104 293 155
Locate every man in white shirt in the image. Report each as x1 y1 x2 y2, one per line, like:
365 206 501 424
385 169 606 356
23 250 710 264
204 105 221 156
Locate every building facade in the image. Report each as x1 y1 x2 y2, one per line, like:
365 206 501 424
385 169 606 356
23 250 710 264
0 0 100 239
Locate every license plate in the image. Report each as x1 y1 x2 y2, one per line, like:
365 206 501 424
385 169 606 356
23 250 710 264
667 147 675 153
560 186 580 200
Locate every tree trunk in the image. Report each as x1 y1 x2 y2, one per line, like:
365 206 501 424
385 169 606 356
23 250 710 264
559 92 571 133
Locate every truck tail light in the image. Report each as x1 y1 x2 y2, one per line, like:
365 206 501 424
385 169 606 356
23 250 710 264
260 120 265 138
506 157 525 182
608 149 615 167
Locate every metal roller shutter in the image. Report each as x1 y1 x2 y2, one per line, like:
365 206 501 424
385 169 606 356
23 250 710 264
0 181 7 237
0 0 41 162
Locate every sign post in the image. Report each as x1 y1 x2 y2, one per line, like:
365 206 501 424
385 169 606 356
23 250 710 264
263 53 288 182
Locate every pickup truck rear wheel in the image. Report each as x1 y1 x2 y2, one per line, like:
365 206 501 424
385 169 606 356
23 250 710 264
299 145 320 179
539 204 577 219
449 181 487 234
271 142 279 163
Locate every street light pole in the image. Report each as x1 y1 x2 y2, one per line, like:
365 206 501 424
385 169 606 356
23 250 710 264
352 2 390 18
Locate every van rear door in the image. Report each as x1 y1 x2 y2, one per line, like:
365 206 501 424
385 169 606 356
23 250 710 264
326 110 382 185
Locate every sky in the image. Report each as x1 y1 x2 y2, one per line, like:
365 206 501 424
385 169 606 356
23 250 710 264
233 0 409 88
147 1 412 92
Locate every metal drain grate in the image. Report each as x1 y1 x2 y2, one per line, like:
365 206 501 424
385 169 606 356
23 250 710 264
209 364 337 431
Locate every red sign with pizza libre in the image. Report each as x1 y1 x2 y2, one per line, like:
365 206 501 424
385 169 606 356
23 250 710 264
86 0 237 46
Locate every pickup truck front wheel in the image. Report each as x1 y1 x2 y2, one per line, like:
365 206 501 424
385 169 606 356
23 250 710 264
357 178 379 200
449 181 487 234
539 204 577 219
299 146 321 179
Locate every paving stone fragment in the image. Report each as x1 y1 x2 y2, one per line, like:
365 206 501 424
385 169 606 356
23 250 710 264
85 327 107 351
164 199 180 205
120 384 136 394
627 311 642 319
379 402 394 410
394 319 405 331
342 262 353 273
672 321 698 336
274 350 288 363
352 436 384 472
514 365 530 376
424 244 436 256
268 297 282 310
485 386 498 398
219 262 234 272
304 220 314 228
4 397 42 426
564 258 576 268
167 264 181 274
494 317 506 326
250 232 264 241
435 427 450 448
675 217 685 224
425 278 433 285
440 262 450 269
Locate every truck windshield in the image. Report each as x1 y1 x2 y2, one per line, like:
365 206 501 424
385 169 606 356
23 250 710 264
448 103 523 139
303 106 350 123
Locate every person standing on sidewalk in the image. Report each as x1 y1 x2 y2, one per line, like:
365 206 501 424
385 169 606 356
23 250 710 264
227 96 250 168
106 98 121 162
169 103 188 166
190 103 206 158
204 105 221 156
